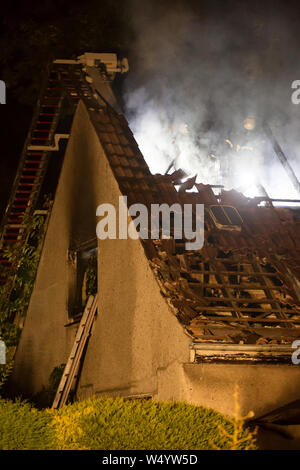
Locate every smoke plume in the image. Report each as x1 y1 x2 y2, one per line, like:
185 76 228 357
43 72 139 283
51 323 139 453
124 0 300 202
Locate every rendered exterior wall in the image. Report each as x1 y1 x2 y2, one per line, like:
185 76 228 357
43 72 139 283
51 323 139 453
183 363 300 418
10 101 191 400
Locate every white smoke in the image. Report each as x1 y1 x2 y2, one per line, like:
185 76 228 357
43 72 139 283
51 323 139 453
124 0 300 202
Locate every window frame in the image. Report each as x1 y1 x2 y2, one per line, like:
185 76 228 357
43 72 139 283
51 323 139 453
208 205 243 232
67 237 98 318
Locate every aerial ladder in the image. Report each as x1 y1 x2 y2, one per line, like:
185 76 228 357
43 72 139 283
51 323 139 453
0 54 128 406
0 53 128 286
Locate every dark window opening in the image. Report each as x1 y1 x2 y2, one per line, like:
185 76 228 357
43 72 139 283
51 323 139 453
68 238 97 318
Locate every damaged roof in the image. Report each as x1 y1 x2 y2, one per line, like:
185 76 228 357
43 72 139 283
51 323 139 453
88 103 300 346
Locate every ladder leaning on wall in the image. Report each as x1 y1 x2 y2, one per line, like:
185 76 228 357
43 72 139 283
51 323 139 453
52 294 98 409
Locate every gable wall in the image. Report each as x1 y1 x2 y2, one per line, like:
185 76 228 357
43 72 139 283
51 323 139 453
10 102 191 401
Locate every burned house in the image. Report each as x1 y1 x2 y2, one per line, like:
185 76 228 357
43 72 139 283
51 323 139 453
1 53 300 418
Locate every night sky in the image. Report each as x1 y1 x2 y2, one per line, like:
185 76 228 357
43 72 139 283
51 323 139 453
0 0 132 217
1 0 300 217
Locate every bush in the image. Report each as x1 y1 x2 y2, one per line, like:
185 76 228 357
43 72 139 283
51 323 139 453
0 399 54 450
0 361 14 393
0 396 257 450
32 364 65 409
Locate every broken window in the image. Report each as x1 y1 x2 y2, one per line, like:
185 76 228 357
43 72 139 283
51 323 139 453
68 238 97 318
208 205 243 231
